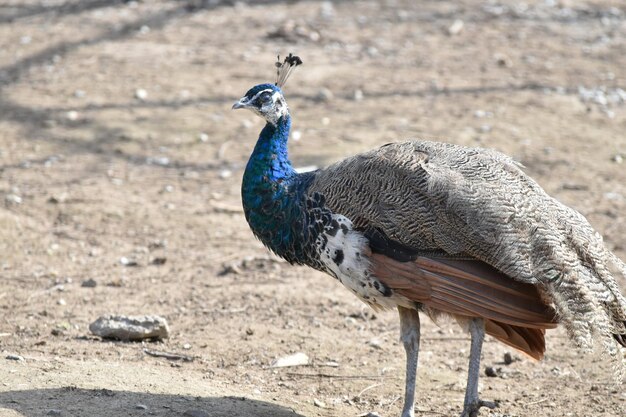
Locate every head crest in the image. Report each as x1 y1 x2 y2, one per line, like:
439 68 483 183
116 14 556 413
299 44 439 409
275 53 303 88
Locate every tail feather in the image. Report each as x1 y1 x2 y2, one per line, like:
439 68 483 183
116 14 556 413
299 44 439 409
541 221 626 380
484 319 546 360
613 332 626 348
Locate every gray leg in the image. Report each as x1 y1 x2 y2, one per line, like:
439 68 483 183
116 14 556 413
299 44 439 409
398 306 421 417
460 318 497 417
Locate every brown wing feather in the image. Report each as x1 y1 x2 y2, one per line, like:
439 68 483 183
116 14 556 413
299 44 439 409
371 253 558 359
484 320 546 360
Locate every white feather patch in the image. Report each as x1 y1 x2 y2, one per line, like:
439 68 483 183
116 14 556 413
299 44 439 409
316 214 409 310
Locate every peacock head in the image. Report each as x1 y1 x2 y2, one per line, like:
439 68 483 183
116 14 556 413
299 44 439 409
232 54 302 126
232 83 288 126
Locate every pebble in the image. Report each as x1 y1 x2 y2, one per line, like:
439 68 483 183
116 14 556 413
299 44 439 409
612 154 623 164
494 53 512 67
135 404 148 410
150 257 167 265
313 398 326 408
270 352 309 368
198 132 209 142
66 111 79 121
316 88 333 102
81 279 97 288
291 130 302 141
353 89 364 101
119 257 138 267
6 354 24 361
184 409 210 417
145 156 170 167
57 299 66 306
485 366 498 377
320 1 335 19
134 88 148 101
504 352 513 365
448 19 464 35
367 338 382 349
89 315 170 341
5 194 22 204
47 410 62 416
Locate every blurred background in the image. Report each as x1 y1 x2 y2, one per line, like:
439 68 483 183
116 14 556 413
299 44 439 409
0 1 625 416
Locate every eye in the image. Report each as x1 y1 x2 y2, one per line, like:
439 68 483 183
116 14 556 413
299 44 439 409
259 92 273 103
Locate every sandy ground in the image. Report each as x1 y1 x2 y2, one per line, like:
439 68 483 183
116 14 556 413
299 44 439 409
1 0 625 416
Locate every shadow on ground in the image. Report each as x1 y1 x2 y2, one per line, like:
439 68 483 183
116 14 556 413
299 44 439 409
0 388 305 417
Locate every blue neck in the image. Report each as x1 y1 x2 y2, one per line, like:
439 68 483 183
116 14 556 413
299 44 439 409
245 115 295 184
242 115 300 257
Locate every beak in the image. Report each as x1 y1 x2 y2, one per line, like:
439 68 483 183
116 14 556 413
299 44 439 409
232 97 249 110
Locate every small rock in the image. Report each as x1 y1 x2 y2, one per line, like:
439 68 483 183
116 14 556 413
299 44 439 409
313 398 326 408
150 257 167 265
135 404 148 410
81 279 97 288
367 338 382 349
57 299 66 306
353 89 364 101
66 111 79 121
74 89 86 98
316 88 333 102
291 130 302 141
612 154 623 164
47 410 62 416
5 194 22 204
134 88 148 101
89 315 170 341
6 354 24 361
182 343 191 350
119 257 138 267
485 366 498 377
448 19 464 35
198 132 209 142
320 1 335 19
270 352 310 368
184 409 210 417
503 352 513 365
494 53 512 68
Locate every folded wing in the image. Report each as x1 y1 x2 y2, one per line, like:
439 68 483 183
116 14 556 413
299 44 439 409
371 253 558 359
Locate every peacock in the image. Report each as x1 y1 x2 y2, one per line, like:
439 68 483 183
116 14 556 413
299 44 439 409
232 54 626 417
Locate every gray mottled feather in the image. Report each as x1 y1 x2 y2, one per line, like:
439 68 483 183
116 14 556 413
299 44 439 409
309 140 626 372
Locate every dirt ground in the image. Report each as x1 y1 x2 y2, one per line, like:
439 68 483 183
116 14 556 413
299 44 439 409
0 1 625 416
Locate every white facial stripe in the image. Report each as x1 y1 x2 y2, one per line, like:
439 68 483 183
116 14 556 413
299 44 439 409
249 89 274 102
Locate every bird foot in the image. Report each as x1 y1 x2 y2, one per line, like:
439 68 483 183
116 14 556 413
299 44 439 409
460 399 497 417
